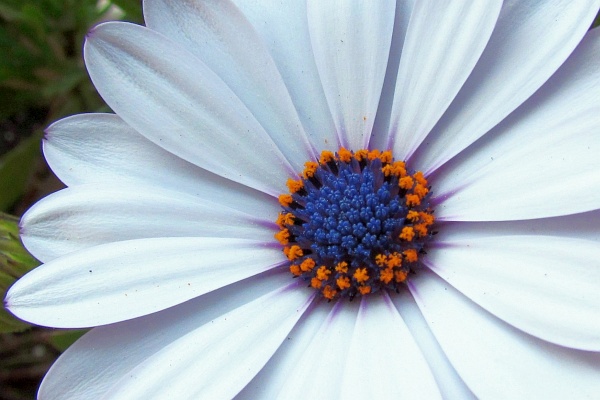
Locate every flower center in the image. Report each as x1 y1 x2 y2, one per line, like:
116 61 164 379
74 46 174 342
275 148 435 300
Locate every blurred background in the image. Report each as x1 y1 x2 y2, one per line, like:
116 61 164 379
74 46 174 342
0 1 598 398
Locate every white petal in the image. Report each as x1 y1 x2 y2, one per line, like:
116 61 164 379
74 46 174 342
44 114 274 208
341 292 441 399
107 282 314 399
388 0 502 159
236 300 332 399
411 0 600 173
20 183 276 262
369 0 416 150
6 237 283 327
410 269 600 398
84 22 294 196
276 299 359 399
228 0 338 150
390 288 477 400
39 268 292 399
307 0 396 150
143 0 316 165
426 235 600 350
436 209 600 242
433 27 600 221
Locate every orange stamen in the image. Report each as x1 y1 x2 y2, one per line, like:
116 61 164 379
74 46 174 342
399 226 415 241
353 268 369 283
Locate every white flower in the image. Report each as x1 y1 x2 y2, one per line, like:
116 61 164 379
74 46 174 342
6 0 600 398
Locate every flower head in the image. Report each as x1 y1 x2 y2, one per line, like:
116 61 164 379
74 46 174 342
5 1 600 398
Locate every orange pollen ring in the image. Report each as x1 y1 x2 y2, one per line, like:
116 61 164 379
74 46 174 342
275 148 435 300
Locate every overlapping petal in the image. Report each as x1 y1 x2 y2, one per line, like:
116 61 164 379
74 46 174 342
44 114 274 209
412 0 600 173
236 301 331 398
341 293 441 399
84 22 295 196
411 269 600 398
20 183 276 262
387 0 502 160
277 300 359 399
427 235 600 350
229 0 338 150
105 283 314 399
143 0 316 164
38 270 292 399
434 27 600 221
390 288 477 399
6 237 283 327
307 0 396 149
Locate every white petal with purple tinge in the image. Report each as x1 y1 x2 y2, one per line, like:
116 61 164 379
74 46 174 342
44 114 274 208
411 269 600 398
38 270 292 399
412 0 600 173
307 0 396 150
229 0 338 150
341 292 441 399
427 235 600 350
388 0 501 160
20 183 276 262
144 0 316 165
84 22 295 196
276 300 359 399
236 301 331 399
7 237 283 327
106 283 314 399
433 27 600 221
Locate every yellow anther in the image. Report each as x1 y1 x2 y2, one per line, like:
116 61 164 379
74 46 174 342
420 212 435 226
381 165 394 177
286 178 304 193
367 149 381 160
414 224 428 237
406 210 420 222
319 150 335 164
395 270 408 283
354 149 369 161
335 261 349 273
399 176 414 190
353 268 369 283
338 147 353 163
392 161 407 177
375 254 387 267
414 171 428 186
337 276 351 290
316 265 331 280
303 161 319 178
403 249 418 263
322 285 337 300
276 212 295 228
290 264 301 276
311 277 322 289
300 258 316 272
358 285 371 295
274 229 290 245
287 245 303 260
406 194 421 207
413 184 429 199
399 226 415 242
278 194 293 207
386 252 402 268
380 268 394 284
379 150 393 164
